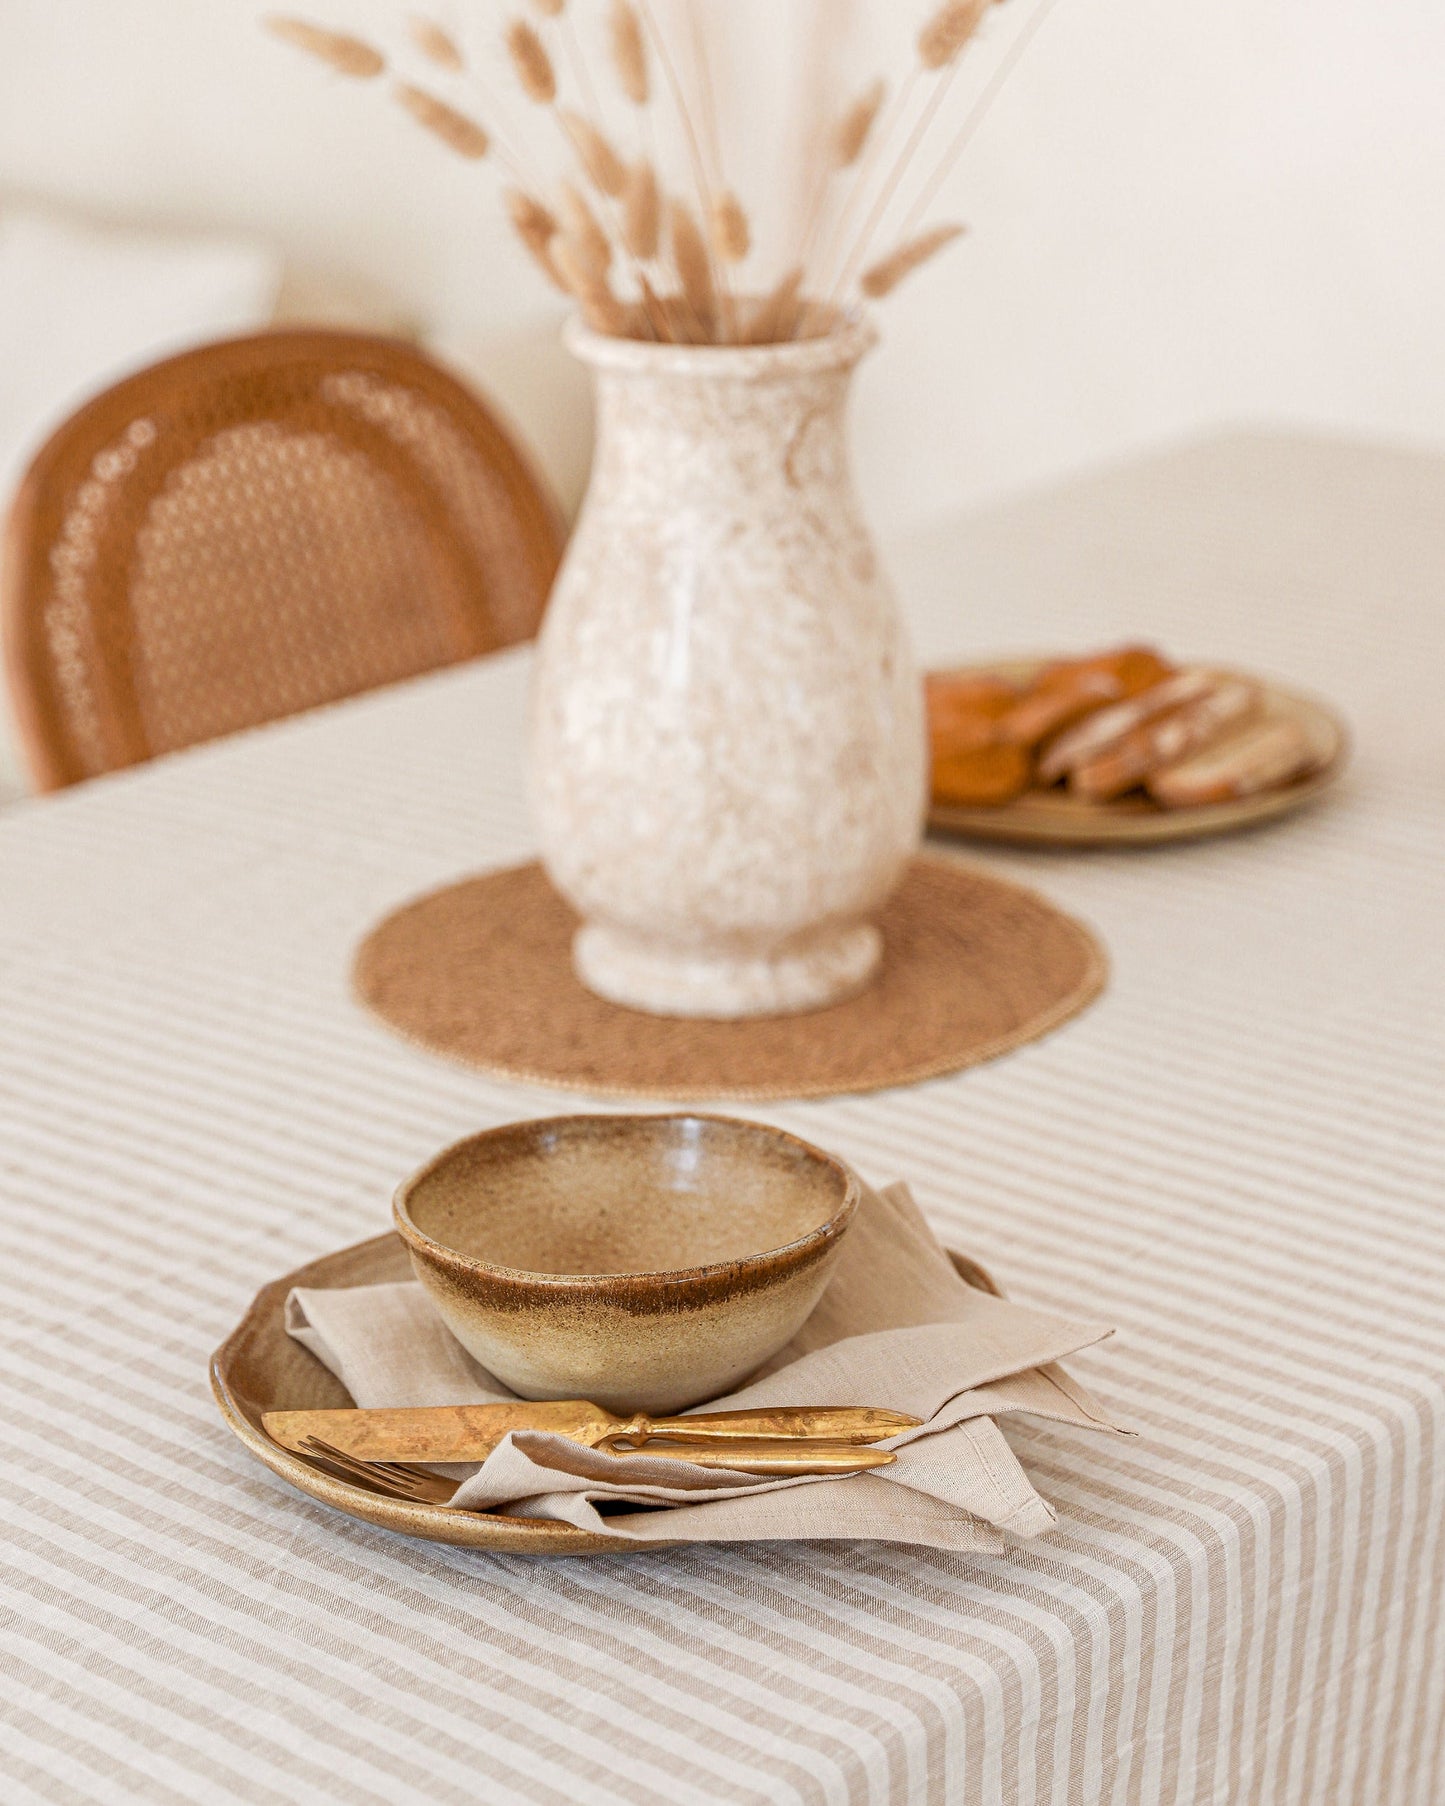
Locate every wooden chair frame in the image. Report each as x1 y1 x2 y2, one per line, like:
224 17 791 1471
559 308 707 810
2 329 566 790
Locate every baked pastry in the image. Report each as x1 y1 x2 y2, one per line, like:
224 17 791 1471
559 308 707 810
925 671 1028 803
1037 669 1217 786
924 671 1018 736
931 740 1032 807
926 648 1328 814
999 647 1173 750
1145 718 1319 807
1068 676 1261 801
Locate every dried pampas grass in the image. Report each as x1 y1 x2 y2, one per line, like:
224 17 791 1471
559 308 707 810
406 18 463 73
860 223 965 296
506 189 568 291
608 0 650 106
710 192 751 264
266 0 1059 344
670 199 718 332
506 18 556 104
559 183 613 277
265 17 384 79
394 85 489 159
746 267 806 344
563 111 627 198
622 160 662 261
553 242 632 334
918 0 991 72
835 79 886 168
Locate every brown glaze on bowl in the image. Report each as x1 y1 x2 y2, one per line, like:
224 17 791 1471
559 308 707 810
392 1113 859 1413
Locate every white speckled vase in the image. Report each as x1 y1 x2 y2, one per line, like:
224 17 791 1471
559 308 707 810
529 315 927 1019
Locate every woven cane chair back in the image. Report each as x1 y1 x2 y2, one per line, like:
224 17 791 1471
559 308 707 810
2 330 564 790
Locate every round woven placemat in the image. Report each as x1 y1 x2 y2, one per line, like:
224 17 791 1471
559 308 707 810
352 855 1107 1102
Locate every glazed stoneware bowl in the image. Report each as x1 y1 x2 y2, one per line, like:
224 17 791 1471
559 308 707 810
392 1113 859 1414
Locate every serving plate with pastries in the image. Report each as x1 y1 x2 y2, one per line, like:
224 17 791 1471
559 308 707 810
926 647 1348 846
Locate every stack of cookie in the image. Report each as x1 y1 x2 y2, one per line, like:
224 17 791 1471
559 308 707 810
928 648 1327 810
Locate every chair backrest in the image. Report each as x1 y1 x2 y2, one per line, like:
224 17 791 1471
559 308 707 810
2 328 566 789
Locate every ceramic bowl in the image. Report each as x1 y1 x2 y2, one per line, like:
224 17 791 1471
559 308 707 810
392 1113 859 1414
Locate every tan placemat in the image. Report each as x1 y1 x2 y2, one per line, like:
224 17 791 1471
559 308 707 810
352 855 1107 1101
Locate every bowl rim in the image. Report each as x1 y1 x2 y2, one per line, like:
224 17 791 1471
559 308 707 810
391 1111 860 1293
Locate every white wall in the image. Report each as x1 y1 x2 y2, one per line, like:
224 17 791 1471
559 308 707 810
1 0 1442 531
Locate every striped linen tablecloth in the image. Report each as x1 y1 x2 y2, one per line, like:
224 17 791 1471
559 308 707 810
0 432 1441 1804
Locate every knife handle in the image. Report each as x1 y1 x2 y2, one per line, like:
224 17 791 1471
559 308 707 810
634 1406 920 1446
612 1441 895 1476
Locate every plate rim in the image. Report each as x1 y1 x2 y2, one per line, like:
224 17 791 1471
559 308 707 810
211 1232 634 1554
212 1230 999 1556
926 658 1350 847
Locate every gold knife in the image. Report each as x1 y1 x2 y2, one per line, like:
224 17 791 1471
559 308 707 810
263 1401 920 1465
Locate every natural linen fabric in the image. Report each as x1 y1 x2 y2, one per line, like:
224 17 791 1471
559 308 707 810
286 1182 1125 1545
2 437 1443 1803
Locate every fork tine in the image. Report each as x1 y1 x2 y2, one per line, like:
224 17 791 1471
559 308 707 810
299 1437 433 1499
300 1438 446 1486
304 1438 463 1506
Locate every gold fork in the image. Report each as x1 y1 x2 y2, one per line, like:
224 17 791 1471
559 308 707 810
296 1432 895 1505
299 1438 462 1505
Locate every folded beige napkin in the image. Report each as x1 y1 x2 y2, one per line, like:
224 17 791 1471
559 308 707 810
287 1182 1129 1549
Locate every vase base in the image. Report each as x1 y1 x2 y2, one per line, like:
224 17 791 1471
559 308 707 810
573 920 884 1021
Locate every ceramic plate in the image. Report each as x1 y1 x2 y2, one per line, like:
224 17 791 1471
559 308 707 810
211 1232 999 1556
926 661 1349 848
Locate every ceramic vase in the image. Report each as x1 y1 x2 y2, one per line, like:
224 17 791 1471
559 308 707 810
529 314 926 1019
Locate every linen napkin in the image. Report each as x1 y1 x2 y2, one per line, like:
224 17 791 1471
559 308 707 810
287 1182 1128 1548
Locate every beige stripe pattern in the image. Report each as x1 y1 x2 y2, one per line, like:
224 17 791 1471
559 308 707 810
0 432 1441 1802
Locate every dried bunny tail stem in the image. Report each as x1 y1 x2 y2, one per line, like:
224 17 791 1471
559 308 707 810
710 192 751 264
393 85 490 159
918 0 991 71
835 78 887 168
637 273 674 341
507 187 560 241
817 0 988 294
806 70 916 301
557 9 610 140
505 18 556 104
608 0 650 106
637 1 724 326
792 72 885 291
670 198 718 337
860 223 966 297
562 110 627 198
621 158 662 260
827 6 989 306
552 240 633 335
406 17 464 73
558 183 614 277
681 2 739 335
649 285 708 345
898 0 1064 241
506 189 568 291
746 266 806 344
530 0 566 15
684 1 724 189
639 272 689 343
263 17 385 78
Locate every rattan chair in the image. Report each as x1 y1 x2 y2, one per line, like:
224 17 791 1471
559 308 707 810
2 328 566 790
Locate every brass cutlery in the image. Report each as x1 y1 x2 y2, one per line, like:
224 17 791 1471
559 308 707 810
294 1431 899 1506
300 1438 464 1506
264 1401 919 1467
